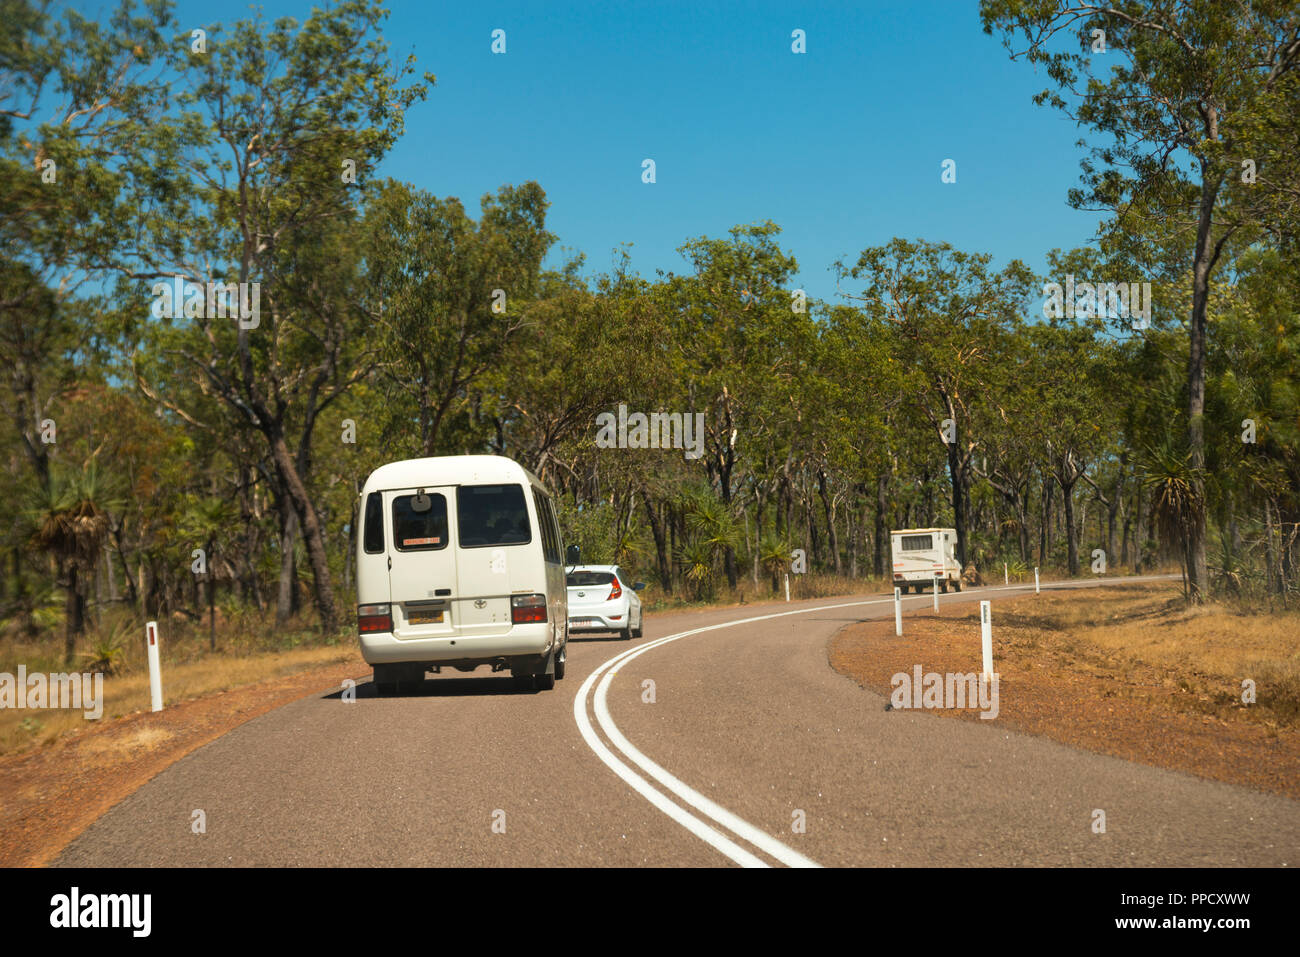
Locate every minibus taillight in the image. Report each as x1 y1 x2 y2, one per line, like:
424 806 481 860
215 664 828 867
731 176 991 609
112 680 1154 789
608 578 623 600
358 603 392 633
511 594 548 624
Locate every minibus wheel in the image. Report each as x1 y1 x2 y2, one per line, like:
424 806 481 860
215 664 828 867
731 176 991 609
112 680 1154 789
555 645 566 680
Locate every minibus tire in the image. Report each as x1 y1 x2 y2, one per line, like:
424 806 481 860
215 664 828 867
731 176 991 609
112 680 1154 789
954 580 963 592
620 625 632 640
555 645 567 680
535 670 555 691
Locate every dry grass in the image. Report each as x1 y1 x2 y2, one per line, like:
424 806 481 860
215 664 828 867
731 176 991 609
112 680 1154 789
0 628 360 756
988 588 1300 729
830 582 1300 798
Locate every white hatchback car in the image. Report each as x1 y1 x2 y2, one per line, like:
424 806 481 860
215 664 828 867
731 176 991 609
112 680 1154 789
566 565 645 639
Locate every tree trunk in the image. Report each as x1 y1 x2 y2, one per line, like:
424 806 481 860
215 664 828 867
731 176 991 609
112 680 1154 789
267 429 339 633
1040 473 1053 567
1062 480 1079 575
817 470 842 575
277 506 298 624
642 494 672 593
63 563 84 663
946 441 970 568
1185 160 1223 603
874 472 888 578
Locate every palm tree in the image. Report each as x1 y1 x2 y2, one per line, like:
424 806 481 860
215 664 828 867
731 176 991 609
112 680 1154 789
675 537 716 601
1140 441 1205 601
28 463 119 662
758 532 791 594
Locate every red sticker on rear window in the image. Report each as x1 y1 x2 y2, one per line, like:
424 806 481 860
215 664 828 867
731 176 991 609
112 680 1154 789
403 536 440 546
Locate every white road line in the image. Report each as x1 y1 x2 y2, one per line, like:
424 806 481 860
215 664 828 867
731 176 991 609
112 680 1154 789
576 596 895 867
573 575 1177 867
572 654 770 867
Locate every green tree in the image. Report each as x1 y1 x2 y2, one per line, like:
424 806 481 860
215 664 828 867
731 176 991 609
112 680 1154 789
982 0 1300 600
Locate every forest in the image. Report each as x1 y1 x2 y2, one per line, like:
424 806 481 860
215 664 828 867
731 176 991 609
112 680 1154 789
3 0 1298 664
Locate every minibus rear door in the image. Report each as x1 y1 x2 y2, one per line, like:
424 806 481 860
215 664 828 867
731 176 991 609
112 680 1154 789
386 486 457 637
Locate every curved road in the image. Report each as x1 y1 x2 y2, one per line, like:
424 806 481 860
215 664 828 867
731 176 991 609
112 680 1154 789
56 579 1299 867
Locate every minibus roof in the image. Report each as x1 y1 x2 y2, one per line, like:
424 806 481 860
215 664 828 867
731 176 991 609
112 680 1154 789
362 455 544 493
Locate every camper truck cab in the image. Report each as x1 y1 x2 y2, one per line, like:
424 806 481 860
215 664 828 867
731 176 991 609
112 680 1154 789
890 527 962 594
355 455 568 693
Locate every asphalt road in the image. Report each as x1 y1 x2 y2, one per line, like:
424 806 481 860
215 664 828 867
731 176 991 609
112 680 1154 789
56 578 1300 867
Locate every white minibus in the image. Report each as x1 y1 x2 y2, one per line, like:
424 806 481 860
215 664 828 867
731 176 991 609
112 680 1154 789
355 455 569 693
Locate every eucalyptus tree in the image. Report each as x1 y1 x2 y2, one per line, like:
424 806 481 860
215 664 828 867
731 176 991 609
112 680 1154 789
982 0 1300 599
659 221 803 588
365 179 555 461
837 238 1034 569
122 1 432 633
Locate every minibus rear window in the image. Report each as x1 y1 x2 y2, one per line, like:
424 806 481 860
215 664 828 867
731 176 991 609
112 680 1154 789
457 484 531 548
392 493 449 550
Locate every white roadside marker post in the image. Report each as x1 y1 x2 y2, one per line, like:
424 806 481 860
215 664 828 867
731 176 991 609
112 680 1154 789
146 620 164 712
1004 562 1009 585
980 601 993 684
784 573 790 603
933 573 940 613
894 587 903 637
1034 567 1040 594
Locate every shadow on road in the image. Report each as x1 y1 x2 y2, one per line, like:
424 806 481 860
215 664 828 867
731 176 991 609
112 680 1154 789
320 675 547 699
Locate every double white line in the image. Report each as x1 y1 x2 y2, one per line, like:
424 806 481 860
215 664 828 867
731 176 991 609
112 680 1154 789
572 577 1176 867
573 597 899 867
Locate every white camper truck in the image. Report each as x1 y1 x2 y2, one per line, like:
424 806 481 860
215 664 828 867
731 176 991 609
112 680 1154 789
355 455 568 694
890 528 962 594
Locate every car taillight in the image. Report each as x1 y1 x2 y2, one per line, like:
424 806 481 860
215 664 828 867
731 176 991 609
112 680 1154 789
358 603 392 633
511 594 548 624
608 578 622 600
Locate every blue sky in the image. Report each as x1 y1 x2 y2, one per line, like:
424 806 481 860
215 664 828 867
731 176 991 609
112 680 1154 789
74 0 1107 303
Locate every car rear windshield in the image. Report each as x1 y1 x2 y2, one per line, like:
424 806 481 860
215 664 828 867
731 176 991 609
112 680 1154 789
392 492 449 550
900 534 934 551
457 484 531 548
567 571 614 587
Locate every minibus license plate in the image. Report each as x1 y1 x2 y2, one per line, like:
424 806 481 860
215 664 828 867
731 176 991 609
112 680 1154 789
408 610 444 625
